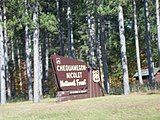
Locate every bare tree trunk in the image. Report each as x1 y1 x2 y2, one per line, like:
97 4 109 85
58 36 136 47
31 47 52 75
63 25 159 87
144 0 155 89
87 0 96 68
10 39 15 96
25 0 33 101
67 0 75 59
11 40 15 68
42 31 49 95
56 0 64 56
33 2 40 103
17 47 22 92
100 15 110 94
156 0 160 67
118 5 130 95
39 45 43 97
3 2 11 98
45 34 49 82
0 5 6 104
133 0 143 85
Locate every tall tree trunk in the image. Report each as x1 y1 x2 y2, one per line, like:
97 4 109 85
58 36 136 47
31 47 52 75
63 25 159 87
94 0 99 68
0 5 6 104
133 0 143 85
10 39 16 96
42 3 50 94
67 0 75 59
87 1 96 68
45 33 49 82
144 0 155 89
11 39 15 68
39 45 43 97
56 0 64 56
42 31 49 95
33 2 40 103
156 0 160 67
3 2 11 98
25 0 33 101
17 47 22 92
100 15 110 94
118 5 130 95
41 30 49 95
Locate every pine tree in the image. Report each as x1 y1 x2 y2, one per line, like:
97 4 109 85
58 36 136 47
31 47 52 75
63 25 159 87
144 0 155 89
33 1 40 103
133 0 143 84
25 0 33 101
156 0 160 67
3 1 11 98
100 15 110 94
56 0 64 56
39 45 43 97
67 0 75 58
118 4 130 95
87 0 96 68
0 3 6 104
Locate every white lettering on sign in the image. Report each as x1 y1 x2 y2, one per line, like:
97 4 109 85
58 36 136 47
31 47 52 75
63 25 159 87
60 79 87 87
76 79 86 86
60 80 76 87
69 90 87 94
57 65 86 71
66 72 82 79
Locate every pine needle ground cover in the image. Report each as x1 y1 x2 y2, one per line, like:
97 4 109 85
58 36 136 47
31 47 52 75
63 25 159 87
0 94 160 120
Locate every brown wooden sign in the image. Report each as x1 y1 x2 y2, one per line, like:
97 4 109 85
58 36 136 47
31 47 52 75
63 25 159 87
51 54 103 102
51 54 89 91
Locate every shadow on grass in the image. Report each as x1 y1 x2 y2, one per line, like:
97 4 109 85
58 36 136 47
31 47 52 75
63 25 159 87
147 91 160 95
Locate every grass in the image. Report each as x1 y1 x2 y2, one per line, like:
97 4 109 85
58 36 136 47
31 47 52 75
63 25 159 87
0 94 160 120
